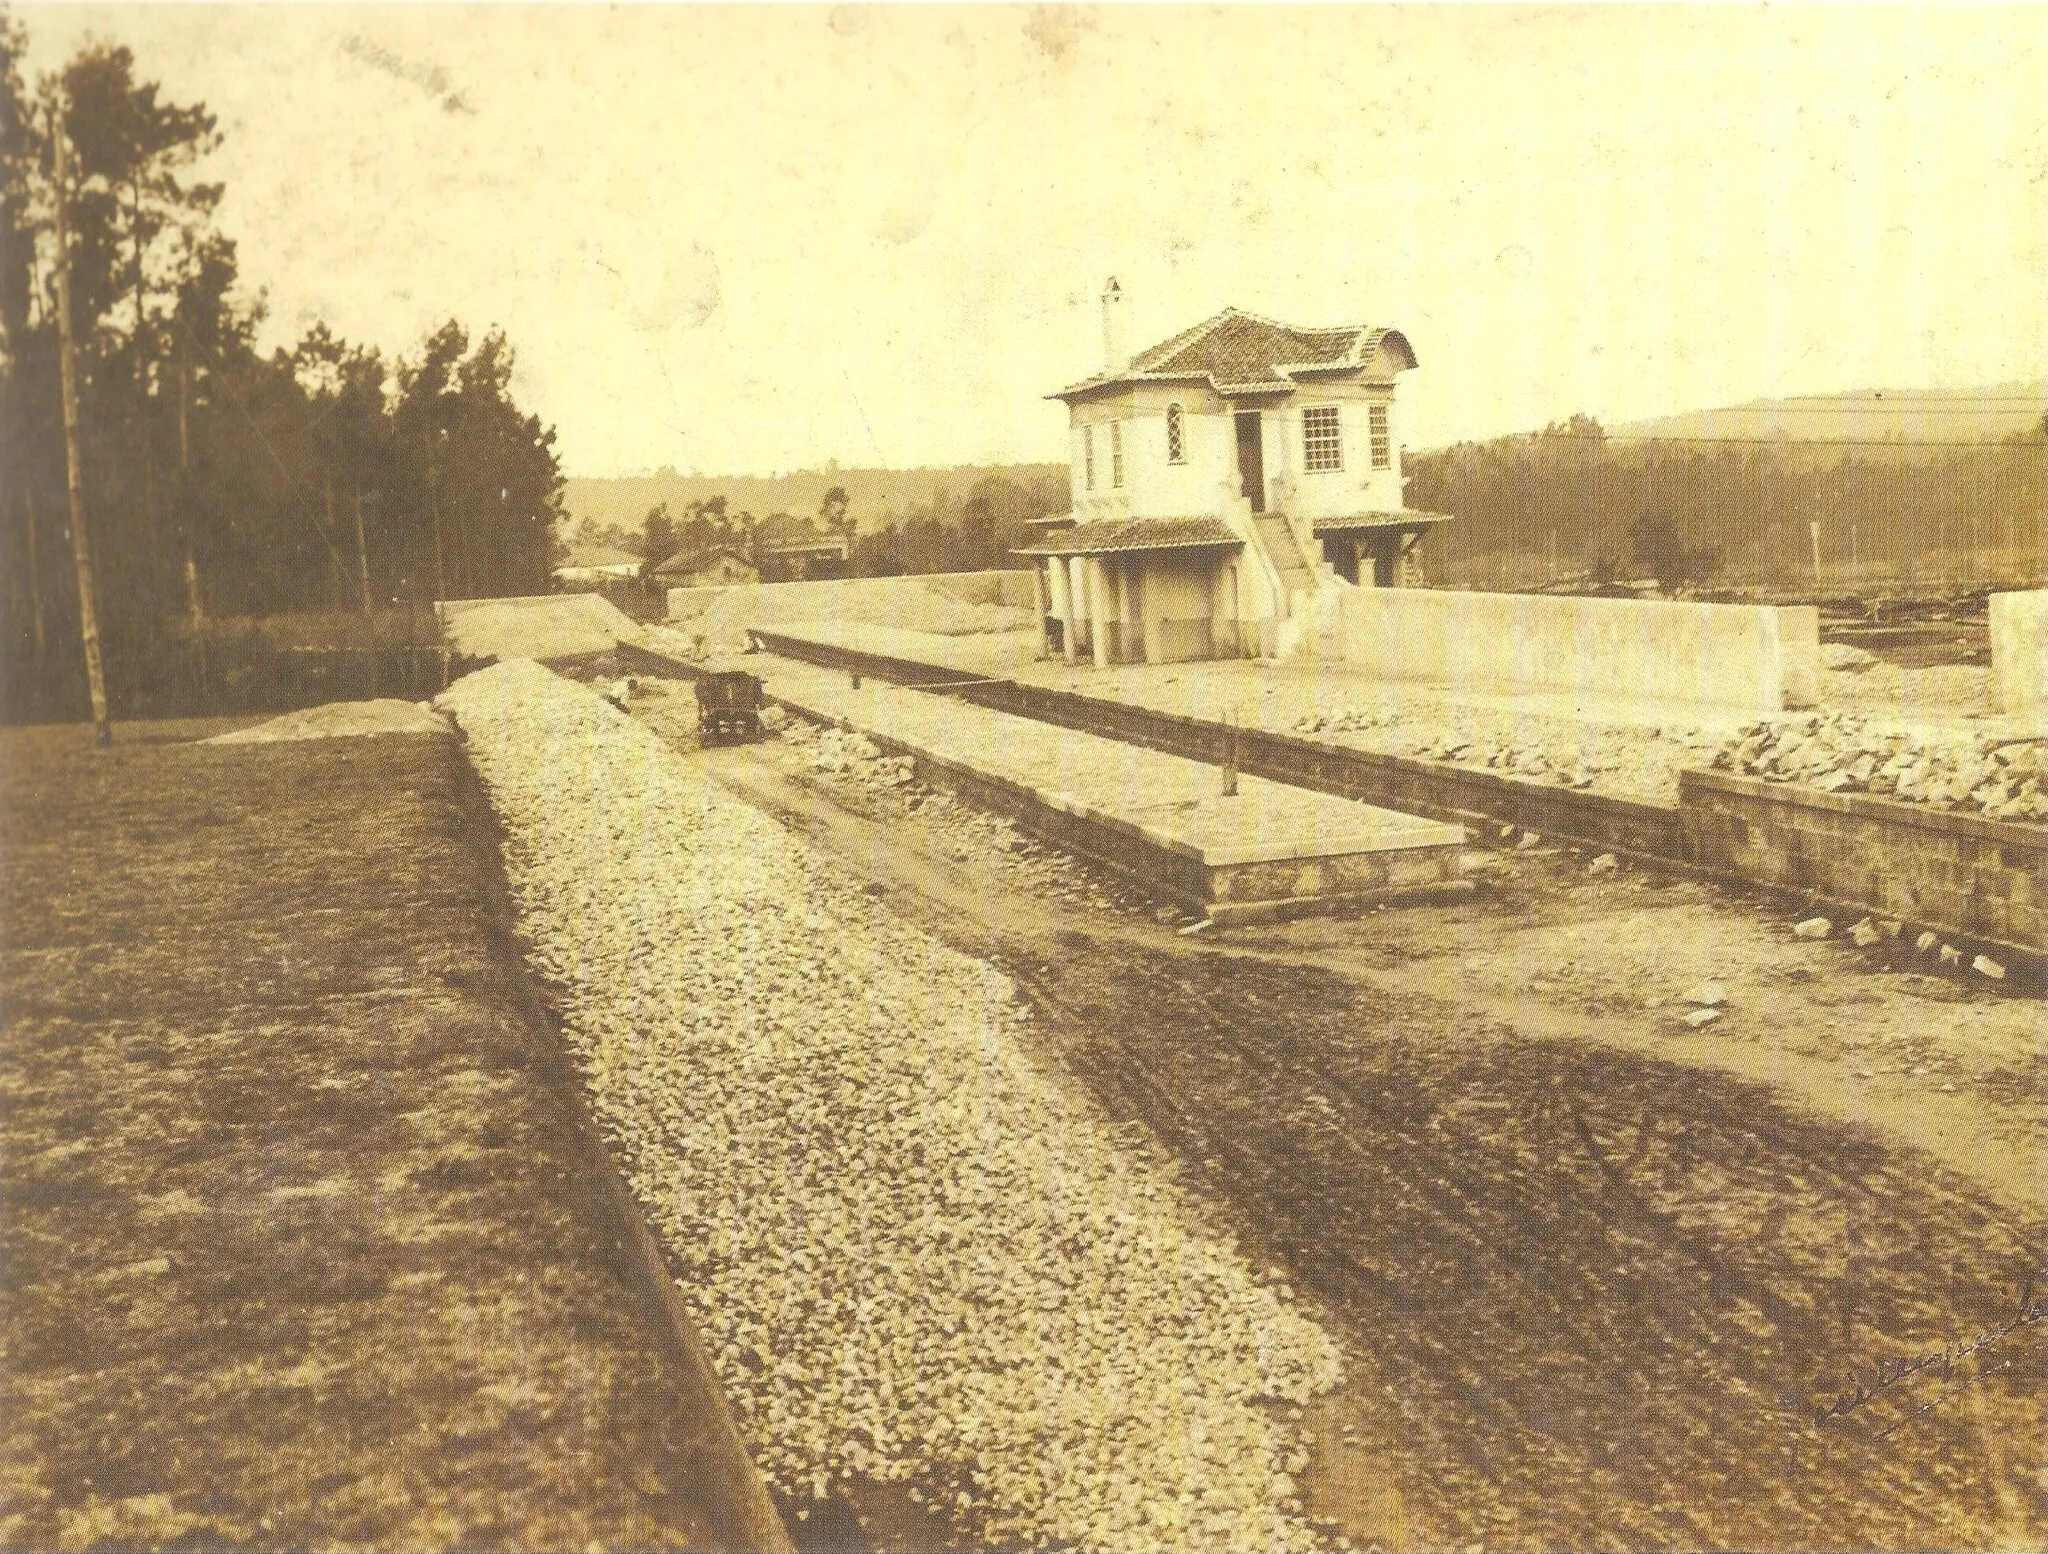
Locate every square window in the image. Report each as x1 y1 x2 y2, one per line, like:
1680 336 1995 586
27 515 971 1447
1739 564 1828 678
1370 404 1392 469
1303 405 1342 472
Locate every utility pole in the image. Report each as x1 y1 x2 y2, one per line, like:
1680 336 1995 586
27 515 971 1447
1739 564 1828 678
51 103 112 746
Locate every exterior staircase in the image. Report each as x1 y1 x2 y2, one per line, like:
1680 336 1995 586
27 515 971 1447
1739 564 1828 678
1253 513 1319 610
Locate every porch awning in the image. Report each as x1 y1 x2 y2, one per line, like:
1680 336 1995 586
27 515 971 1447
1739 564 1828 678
1311 509 1455 535
1014 516 1244 558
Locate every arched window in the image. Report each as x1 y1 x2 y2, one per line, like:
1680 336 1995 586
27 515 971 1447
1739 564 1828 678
1165 403 1185 464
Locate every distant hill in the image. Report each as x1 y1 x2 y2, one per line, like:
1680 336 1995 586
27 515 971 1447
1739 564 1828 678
563 463 1069 535
1606 383 2048 449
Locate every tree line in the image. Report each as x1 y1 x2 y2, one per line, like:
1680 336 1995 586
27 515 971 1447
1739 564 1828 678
1405 415 2048 594
1 19 566 719
567 470 1068 581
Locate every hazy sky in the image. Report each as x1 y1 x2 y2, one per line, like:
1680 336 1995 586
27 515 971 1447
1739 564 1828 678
19 4 2048 478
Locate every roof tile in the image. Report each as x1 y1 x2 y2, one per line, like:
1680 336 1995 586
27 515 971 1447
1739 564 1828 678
1054 308 1414 400
1014 516 1243 556
1311 510 1456 533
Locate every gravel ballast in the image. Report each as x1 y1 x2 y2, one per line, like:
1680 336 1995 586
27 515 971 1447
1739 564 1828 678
201 698 451 743
437 659 1341 1551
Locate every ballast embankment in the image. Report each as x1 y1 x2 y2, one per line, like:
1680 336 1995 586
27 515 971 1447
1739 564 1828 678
436 658 1342 1552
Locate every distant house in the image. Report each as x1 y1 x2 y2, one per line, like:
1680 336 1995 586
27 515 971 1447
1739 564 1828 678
1017 279 1451 664
652 545 760 589
552 544 644 584
753 514 852 583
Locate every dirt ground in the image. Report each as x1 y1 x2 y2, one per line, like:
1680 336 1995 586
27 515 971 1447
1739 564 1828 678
634 686 2048 1553
0 721 750 1551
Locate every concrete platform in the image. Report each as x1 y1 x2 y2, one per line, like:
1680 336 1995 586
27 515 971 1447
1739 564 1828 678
759 657 1467 924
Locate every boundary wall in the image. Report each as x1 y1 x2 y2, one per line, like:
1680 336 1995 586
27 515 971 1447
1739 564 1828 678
1321 588 1820 713
666 570 1035 636
1683 769 2045 957
1990 590 2046 722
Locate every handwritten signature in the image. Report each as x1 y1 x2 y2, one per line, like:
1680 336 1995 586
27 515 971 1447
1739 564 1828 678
1807 1276 2048 1440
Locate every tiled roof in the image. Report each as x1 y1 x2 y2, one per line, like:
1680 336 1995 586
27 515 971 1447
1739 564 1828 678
752 513 826 546
1013 516 1243 557
1311 510 1455 533
1052 309 1416 401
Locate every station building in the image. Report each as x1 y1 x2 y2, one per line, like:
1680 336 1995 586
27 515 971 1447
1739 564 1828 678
1019 279 1450 664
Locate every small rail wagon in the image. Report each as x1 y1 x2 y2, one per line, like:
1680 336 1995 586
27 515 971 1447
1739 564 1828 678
693 669 765 744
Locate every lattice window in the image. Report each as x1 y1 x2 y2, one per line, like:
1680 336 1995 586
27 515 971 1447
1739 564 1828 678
1303 405 1342 472
1165 403 1185 464
1083 425 1095 490
1111 420 1124 488
1369 403 1392 469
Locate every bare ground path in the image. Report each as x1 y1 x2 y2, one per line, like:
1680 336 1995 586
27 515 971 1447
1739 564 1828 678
662 704 2048 1552
1 721 776 1552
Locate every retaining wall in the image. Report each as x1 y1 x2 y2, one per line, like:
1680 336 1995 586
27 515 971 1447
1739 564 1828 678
1990 589 2047 722
774 687 1464 925
1681 769 2046 957
751 629 1688 858
750 627 2046 959
1323 588 1820 713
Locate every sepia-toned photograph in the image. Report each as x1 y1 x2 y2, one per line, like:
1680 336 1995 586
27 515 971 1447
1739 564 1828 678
2 5 2044 1550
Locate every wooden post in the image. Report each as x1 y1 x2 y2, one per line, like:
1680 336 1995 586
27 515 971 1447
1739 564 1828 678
353 489 379 698
51 108 111 747
1221 708 1238 797
428 444 449 606
23 485 46 659
176 345 207 699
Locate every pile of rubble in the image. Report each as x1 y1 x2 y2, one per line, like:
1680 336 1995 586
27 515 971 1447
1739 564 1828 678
437 661 1339 1552
1414 735 1608 790
778 720 917 790
1289 708 1389 736
1712 713 2048 823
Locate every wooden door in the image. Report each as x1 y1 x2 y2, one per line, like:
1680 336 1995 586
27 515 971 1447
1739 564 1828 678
1234 412 1265 512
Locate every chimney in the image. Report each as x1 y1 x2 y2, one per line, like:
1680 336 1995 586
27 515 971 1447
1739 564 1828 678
1100 276 1129 374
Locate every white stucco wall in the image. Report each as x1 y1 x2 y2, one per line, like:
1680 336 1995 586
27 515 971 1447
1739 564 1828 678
1065 380 1402 523
1070 386 1242 521
666 569 1035 649
1990 589 2048 722
1276 391 1404 518
1326 589 1821 712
